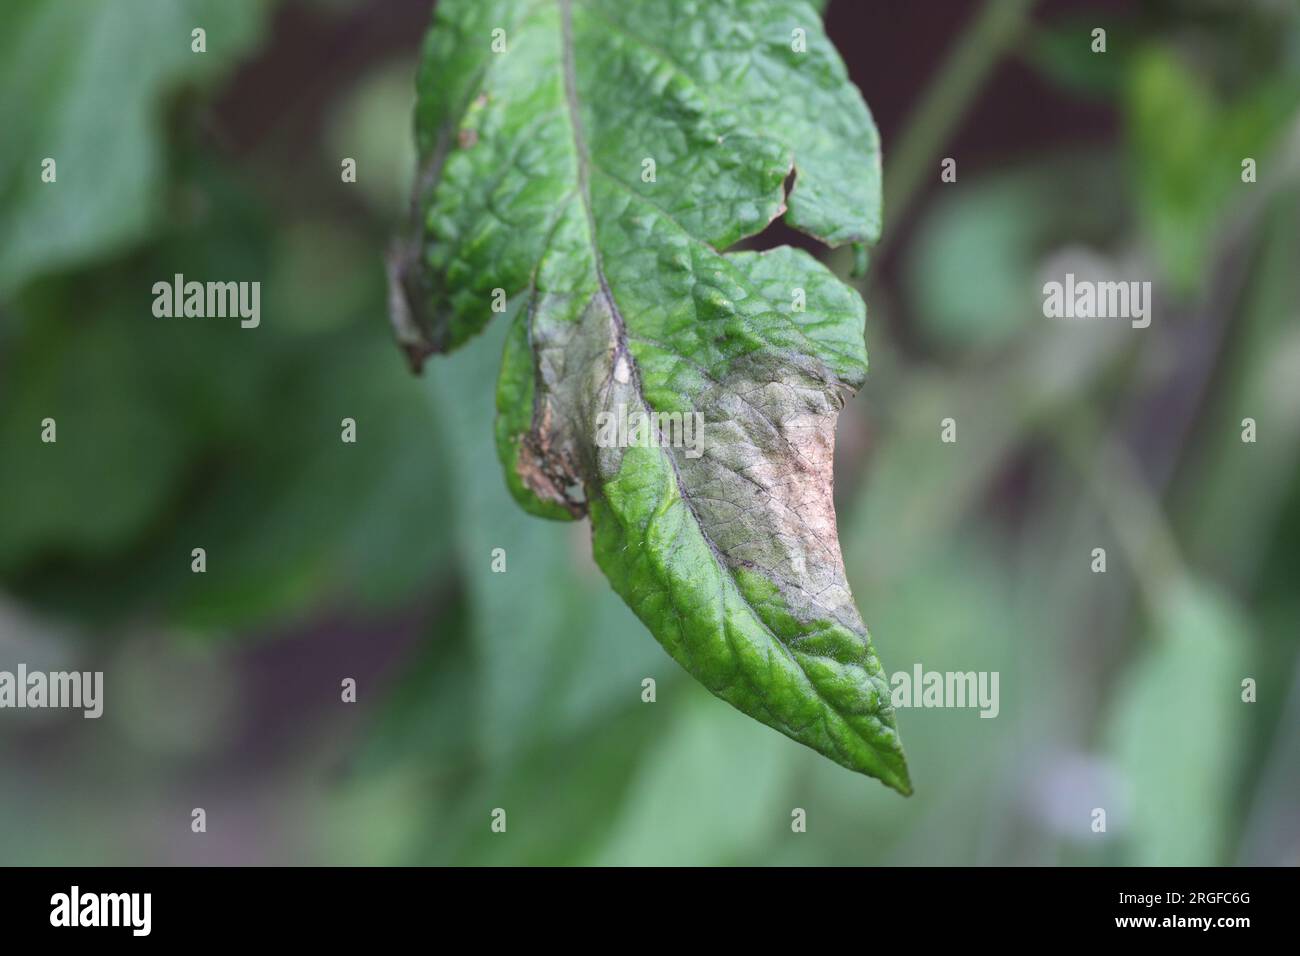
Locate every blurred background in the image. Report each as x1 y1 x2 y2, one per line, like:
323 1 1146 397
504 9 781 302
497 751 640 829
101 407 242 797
1 0 1297 866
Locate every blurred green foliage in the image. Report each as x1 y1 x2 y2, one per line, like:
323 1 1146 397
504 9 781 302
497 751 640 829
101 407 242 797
1 0 1298 865
0 0 273 295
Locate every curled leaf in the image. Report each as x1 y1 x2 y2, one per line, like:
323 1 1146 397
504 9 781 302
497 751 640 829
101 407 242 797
395 0 909 793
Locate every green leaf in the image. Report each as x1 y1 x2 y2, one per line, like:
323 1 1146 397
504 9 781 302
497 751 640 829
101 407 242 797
1026 17 1135 100
1125 45 1300 293
0 160 454 631
0 303 197 568
0 0 269 296
397 0 908 792
1104 583 1251 866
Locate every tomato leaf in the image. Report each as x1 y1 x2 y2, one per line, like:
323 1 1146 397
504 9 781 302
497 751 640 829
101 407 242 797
395 0 909 793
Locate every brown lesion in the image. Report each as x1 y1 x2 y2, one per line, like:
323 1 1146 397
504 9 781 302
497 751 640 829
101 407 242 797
669 354 863 632
515 402 588 518
385 239 437 374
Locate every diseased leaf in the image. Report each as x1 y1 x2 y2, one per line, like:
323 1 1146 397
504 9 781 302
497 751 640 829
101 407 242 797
395 0 908 792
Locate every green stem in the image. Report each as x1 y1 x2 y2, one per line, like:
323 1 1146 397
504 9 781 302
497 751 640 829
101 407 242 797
1055 416 1187 617
878 0 1038 249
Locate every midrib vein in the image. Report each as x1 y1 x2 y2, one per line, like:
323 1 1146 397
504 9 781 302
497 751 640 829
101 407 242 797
552 2 878 754
557 0 625 341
